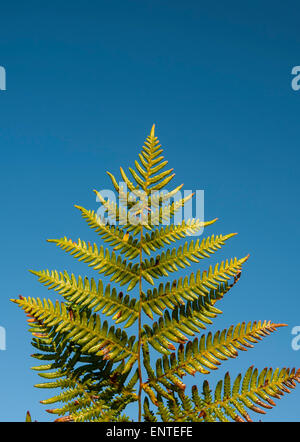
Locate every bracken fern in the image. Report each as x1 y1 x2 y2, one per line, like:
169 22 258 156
12 125 300 422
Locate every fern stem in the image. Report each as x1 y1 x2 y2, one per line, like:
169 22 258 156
137 225 143 422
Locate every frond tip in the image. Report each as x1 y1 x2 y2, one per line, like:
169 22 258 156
145 321 287 383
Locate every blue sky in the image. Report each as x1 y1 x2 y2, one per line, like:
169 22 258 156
0 0 300 422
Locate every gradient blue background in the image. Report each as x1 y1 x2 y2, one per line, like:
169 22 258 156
0 0 300 422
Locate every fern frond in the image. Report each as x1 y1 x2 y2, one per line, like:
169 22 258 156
141 218 218 255
47 237 140 291
143 256 247 318
30 270 139 328
127 124 175 193
143 397 157 422
14 124 299 422
167 392 202 421
142 297 230 355
141 233 238 280
75 205 139 258
70 390 138 422
198 367 300 422
13 296 138 363
147 321 286 387
69 367 139 422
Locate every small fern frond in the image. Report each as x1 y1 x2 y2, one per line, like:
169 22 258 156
47 237 140 290
30 270 139 328
141 234 238 280
127 124 175 193
75 205 139 258
12 296 138 363
146 321 286 387
198 367 300 422
143 257 247 318
70 390 138 422
142 297 229 355
141 218 218 254
143 397 157 422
